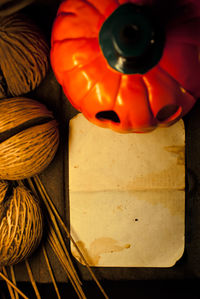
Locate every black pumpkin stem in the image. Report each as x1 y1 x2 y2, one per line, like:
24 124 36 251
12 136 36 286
99 3 165 74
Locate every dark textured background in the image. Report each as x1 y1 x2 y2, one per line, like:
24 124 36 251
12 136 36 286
0 0 200 298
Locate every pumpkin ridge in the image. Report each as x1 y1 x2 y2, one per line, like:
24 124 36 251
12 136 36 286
56 50 102 85
112 74 122 111
51 38 100 75
117 74 157 131
58 0 103 17
68 52 103 75
52 10 101 41
52 37 99 43
80 69 121 114
56 11 76 19
140 75 155 120
85 0 119 18
79 0 105 17
142 66 171 115
104 70 122 111
79 73 110 112
143 64 196 120
157 64 195 98
80 82 102 112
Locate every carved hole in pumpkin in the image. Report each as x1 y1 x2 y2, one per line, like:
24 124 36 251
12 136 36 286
96 111 120 123
156 105 182 123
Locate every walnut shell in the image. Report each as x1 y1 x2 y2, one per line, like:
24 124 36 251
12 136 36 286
0 13 49 98
0 97 59 180
0 181 43 267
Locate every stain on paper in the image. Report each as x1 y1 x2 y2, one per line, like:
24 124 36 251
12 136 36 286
126 164 185 191
71 238 131 266
164 146 185 165
116 205 123 211
131 191 185 216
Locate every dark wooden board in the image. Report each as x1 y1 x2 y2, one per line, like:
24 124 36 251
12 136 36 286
1 0 200 286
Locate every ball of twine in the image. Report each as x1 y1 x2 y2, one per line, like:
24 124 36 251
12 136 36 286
0 181 43 268
0 97 59 180
0 12 49 99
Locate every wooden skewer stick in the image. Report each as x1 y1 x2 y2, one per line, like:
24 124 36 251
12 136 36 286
25 178 86 298
2 267 16 299
0 271 29 299
25 260 41 299
42 245 61 299
10 266 19 299
33 175 109 299
47 224 86 299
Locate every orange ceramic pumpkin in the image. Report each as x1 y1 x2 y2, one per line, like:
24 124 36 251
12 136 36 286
51 0 200 133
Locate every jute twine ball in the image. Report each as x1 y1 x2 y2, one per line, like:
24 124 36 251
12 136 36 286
0 181 43 268
0 13 49 98
0 1 34 17
0 97 59 180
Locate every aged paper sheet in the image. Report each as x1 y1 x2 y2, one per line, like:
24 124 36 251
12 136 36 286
69 114 185 267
